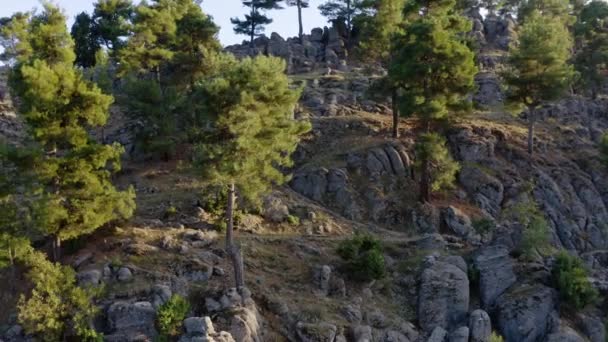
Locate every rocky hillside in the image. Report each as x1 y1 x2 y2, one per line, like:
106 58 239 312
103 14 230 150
2 11 608 342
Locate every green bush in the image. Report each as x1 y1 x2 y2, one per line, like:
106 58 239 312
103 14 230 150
157 294 190 338
287 215 300 225
489 332 504 342
472 218 495 234
337 234 385 281
504 201 551 259
552 251 599 310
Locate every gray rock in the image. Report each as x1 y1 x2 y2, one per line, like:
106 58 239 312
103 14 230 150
117 267 133 282
472 245 516 309
205 297 222 313
367 310 387 328
77 269 102 287
263 196 289 223
449 327 469 342
342 304 362 323
495 284 558 342
295 322 337 342
469 309 491 342
152 284 172 309
578 312 606 342
413 203 441 234
312 265 332 296
106 301 157 340
383 330 410 342
546 326 586 342
427 326 448 342
442 206 479 244
183 317 215 336
352 325 373 341
418 257 469 332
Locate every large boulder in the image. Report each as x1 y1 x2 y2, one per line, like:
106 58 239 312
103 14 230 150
418 256 469 333
495 284 558 342
295 322 337 342
469 309 491 342
472 245 517 309
106 301 157 341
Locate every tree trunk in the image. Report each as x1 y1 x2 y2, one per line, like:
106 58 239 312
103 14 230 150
298 1 304 43
346 0 352 42
230 245 245 288
225 183 235 250
392 89 399 138
52 236 62 262
250 7 256 48
527 107 535 155
8 246 15 291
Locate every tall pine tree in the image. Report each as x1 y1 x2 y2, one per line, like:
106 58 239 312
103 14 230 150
194 54 310 287
231 0 284 47
92 0 134 54
4 3 135 259
389 0 477 201
574 0 608 98
503 10 574 155
286 0 310 42
71 12 99 68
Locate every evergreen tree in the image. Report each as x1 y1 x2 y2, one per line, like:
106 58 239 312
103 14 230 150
389 0 477 131
71 12 99 68
414 133 460 202
3 4 135 259
360 0 405 138
119 0 220 157
17 248 101 341
574 0 608 98
503 10 574 155
318 0 369 38
286 0 310 41
517 0 573 24
194 54 311 287
91 0 134 54
231 0 284 47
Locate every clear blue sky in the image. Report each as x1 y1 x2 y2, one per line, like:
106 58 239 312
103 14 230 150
0 0 329 46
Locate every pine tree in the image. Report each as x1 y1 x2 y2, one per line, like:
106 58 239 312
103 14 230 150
359 0 406 138
318 0 370 39
4 4 135 259
388 0 476 201
92 0 134 54
71 12 99 68
574 0 608 98
503 10 574 155
286 0 310 41
414 133 460 202
231 0 284 47
194 54 311 287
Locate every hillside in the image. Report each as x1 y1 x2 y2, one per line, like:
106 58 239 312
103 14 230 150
1 6 608 342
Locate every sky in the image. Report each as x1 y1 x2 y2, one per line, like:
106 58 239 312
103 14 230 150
0 0 329 46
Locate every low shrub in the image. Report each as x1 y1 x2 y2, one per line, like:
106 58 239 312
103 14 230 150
552 251 599 310
337 234 385 281
489 332 504 342
157 294 190 338
472 217 495 234
286 215 300 225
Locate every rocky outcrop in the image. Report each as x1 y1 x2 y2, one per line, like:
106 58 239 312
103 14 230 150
105 301 157 341
495 284 558 342
469 309 491 342
295 322 337 342
472 245 516 309
225 26 348 74
418 256 469 333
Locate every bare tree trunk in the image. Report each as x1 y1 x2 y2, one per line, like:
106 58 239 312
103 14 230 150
419 158 430 202
230 245 245 288
225 183 235 250
527 107 535 155
298 1 304 43
52 236 61 262
392 89 399 138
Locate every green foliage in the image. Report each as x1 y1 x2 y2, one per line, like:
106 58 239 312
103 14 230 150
489 332 505 342
573 0 608 98
3 4 135 246
71 12 100 68
17 249 102 341
358 0 406 63
164 205 178 218
504 201 552 259
414 133 460 199
503 10 574 111
318 0 371 32
600 132 608 167
389 0 478 126
231 0 283 45
552 250 599 309
287 214 300 225
157 294 190 338
193 54 311 206
337 234 386 281
472 217 495 234
92 0 134 53
517 0 574 25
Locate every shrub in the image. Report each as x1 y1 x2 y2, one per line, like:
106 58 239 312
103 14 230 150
552 251 599 310
287 215 300 225
157 294 190 338
164 206 178 219
337 234 385 281
17 250 101 341
504 201 551 259
472 218 495 234
489 332 504 342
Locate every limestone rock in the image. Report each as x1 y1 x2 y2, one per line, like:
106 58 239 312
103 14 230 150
296 322 337 342
472 245 516 309
106 301 157 340
469 309 491 342
77 269 102 287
